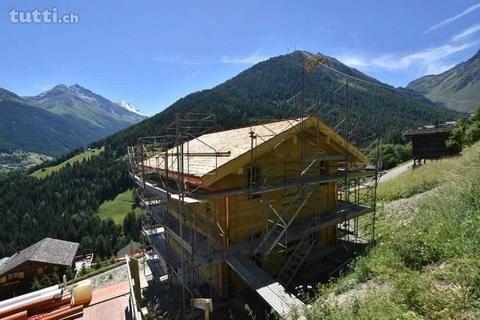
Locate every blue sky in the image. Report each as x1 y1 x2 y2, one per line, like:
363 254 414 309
1 0 479 116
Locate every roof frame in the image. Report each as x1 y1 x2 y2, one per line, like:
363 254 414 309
201 116 369 187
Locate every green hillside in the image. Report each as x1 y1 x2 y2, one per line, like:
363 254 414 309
0 85 146 157
407 49 480 113
0 95 103 156
30 147 104 178
97 189 140 225
298 142 480 319
26 84 146 129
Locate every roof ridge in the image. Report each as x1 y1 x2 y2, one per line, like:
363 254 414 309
142 115 370 187
31 237 52 260
197 117 306 139
1 238 79 275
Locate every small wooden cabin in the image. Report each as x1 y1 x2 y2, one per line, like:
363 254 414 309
0 238 79 298
138 115 374 313
404 124 458 164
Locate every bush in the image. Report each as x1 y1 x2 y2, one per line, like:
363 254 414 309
389 144 411 169
465 122 480 146
446 126 464 153
372 143 411 171
447 107 480 151
78 265 88 277
393 234 441 270
393 271 429 312
31 272 60 290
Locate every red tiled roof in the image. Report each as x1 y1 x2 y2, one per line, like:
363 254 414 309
81 282 130 320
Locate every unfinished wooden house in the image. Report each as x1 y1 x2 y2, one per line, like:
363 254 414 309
128 114 378 318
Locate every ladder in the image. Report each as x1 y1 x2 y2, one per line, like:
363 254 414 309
276 233 317 286
254 187 313 257
276 201 359 286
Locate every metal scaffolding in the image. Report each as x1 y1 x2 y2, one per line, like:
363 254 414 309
127 55 380 319
128 113 224 319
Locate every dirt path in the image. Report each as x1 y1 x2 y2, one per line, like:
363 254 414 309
378 160 413 184
380 188 437 228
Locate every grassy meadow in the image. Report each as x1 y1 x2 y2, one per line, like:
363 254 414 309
299 143 480 319
97 189 140 225
376 144 479 201
31 147 104 178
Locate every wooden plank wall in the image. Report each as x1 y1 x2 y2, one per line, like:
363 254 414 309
165 127 347 298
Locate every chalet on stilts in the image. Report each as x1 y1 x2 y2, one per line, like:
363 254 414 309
404 123 458 166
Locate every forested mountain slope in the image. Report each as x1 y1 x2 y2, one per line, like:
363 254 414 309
0 149 131 258
0 89 102 155
98 50 459 152
0 85 146 156
26 84 146 129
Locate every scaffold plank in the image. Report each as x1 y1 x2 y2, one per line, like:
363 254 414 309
226 254 304 318
131 173 201 204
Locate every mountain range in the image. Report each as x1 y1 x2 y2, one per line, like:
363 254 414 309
407 49 480 113
117 100 145 116
3 49 477 159
0 85 147 156
100 50 460 152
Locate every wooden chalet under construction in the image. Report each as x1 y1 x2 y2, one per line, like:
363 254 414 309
128 114 378 318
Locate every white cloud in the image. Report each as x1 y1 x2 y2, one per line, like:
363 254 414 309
452 24 480 41
337 56 369 69
426 2 480 33
374 43 475 70
220 52 269 64
425 62 457 75
338 41 478 75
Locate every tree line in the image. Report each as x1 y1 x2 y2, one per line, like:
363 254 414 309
447 107 480 152
0 148 142 258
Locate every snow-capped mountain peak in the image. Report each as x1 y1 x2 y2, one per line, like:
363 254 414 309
117 100 146 116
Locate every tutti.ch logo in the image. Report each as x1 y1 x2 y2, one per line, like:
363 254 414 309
9 8 79 24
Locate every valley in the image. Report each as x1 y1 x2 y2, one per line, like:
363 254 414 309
30 147 104 179
0 151 52 174
0 45 479 319
0 85 147 171
0 49 473 264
